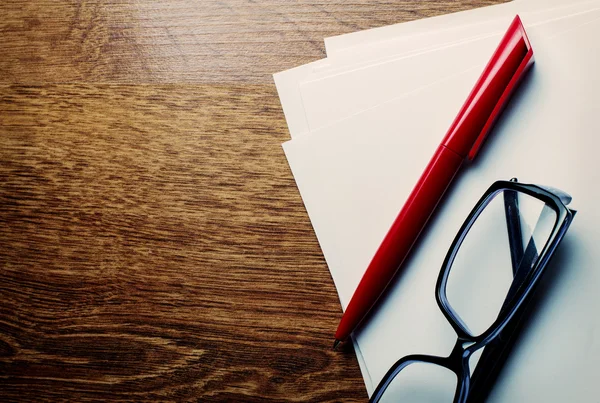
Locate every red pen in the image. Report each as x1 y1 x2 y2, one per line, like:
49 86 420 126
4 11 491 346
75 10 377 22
334 15 534 347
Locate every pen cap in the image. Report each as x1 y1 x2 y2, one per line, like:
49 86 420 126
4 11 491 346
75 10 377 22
442 15 534 161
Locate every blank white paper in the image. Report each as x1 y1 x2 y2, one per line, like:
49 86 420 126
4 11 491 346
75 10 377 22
298 3 600 133
283 12 600 400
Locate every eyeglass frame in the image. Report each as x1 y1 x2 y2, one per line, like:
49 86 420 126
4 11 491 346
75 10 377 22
369 179 576 403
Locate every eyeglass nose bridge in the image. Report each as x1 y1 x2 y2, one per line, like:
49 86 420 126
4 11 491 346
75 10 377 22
440 338 479 403
446 337 477 373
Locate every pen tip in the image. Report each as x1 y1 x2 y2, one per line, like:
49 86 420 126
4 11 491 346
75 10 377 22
333 339 342 351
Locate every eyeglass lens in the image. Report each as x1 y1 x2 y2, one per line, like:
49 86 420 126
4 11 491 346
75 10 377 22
377 361 457 403
445 190 557 337
374 189 561 403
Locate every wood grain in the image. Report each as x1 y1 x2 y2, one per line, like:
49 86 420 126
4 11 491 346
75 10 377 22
1 0 503 84
1 1 504 401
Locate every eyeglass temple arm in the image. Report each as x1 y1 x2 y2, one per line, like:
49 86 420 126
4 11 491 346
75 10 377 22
504 189 525 276
469 201 575 402
467 190 540 402
503 181 573 302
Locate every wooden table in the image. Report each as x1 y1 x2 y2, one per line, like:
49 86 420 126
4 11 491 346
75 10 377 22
0 1 503 401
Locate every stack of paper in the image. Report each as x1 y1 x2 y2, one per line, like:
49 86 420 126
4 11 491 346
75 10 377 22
274 1 600 401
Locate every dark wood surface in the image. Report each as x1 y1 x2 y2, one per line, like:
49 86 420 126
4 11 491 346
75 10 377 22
0 1 504 401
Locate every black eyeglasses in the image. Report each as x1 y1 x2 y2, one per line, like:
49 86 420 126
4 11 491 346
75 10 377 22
370 179 576 403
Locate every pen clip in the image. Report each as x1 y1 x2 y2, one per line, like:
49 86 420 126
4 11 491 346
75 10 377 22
442 15 534 161
468 16 534 161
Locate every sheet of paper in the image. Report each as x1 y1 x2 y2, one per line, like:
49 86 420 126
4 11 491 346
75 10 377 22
298 3 600 133
274 0 598 138
283 11 600 400
274 0 526 138
323 0 578 53
317 1 599 76
277 2 600 390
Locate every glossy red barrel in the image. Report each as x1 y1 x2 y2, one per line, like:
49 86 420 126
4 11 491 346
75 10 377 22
335 15 534 344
